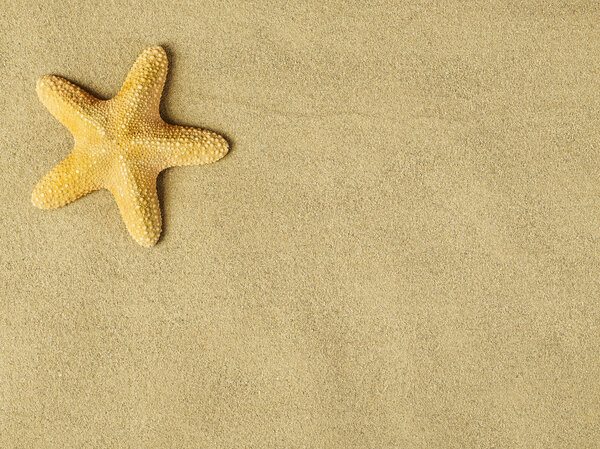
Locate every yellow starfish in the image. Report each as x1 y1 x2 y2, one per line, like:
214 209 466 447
32 45 229 247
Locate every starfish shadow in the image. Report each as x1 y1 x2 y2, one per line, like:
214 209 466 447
155 171 169 245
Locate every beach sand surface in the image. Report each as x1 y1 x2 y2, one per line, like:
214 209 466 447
1 1 599 447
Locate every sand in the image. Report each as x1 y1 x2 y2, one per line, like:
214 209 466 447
1 1 599 447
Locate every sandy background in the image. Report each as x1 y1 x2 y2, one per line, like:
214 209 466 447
1 1 599 447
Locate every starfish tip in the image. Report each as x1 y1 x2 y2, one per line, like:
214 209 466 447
134 231 161 248
143 45 167 59
31 190 53 209
36 75 67 104
37 74 57 86
36 75 51 95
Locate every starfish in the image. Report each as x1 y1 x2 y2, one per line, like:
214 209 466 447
32 45 229 247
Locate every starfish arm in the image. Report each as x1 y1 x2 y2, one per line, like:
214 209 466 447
113 46 168 121
150 124 229 170
108 164 162 247
36 75 103 136
32 153 100 209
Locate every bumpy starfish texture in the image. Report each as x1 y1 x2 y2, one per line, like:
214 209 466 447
32 46 229 247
